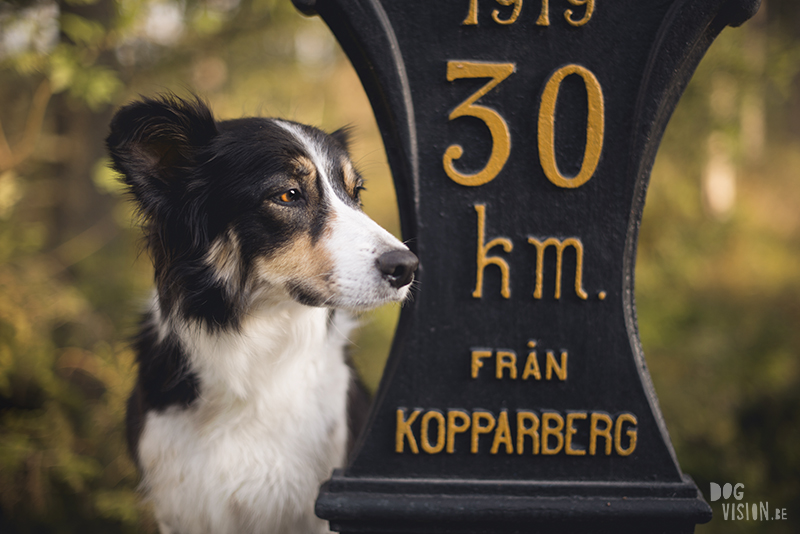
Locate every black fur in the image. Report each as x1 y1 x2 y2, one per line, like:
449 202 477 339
125 314 200 465
107 94 370 467
107 95 363 331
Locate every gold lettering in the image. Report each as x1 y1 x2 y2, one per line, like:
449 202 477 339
471 349 492 378
614 413 638 456
396 409 421 454
447 410 471 453
538 64 604 188
490 410 514 454
463 0 478 24
421 410 446 454
589 412 613 455
463 2 592 34
474 204 513 298
492 0 522 24
565 412 587 455
541 412 564 455
444 61 515 187
398 408 638 457
545 350 568 381
565 0 594 27
471 411 497 453
522 341 541 380
527 237 588 300
496 350 517 379
536 0 549 25
516 411 540 454
463 0 528 26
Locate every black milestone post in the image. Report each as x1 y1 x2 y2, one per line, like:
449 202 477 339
291 1 760 532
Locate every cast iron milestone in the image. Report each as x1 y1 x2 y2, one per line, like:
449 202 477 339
291 0 761 532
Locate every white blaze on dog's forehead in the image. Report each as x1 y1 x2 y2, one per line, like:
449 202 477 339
273 120 365 218
273 121 406 248
273 120 358 207
274 119 414 309
274 120 337 193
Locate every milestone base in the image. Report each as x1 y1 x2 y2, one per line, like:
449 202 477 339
317 470 712 534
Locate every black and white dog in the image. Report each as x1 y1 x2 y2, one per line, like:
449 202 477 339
106 94 417 533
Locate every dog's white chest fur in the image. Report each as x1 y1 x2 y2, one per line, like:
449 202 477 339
107 96 417 534
138 303 351 534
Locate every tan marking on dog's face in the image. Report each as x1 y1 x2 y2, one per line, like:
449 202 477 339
252 226 336 305
340 156 361 199
284 155 323 208
261 155 322 217
206 229 241 284
293 156 317 182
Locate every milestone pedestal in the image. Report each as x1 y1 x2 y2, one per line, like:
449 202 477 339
291 1 761 532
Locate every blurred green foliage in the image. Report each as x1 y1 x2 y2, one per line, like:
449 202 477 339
0 0 796 532
640 5 800 532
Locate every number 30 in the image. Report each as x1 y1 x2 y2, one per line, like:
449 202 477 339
444 61 605 189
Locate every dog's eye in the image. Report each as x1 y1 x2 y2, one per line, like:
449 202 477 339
277 189 303 204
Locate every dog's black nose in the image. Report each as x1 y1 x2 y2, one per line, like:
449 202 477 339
377 249 419 289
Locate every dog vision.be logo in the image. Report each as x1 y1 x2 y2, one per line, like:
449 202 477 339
709 482 788 522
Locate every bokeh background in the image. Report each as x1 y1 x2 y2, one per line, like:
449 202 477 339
0 0 797 532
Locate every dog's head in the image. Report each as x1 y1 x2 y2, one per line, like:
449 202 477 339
107 95 417 328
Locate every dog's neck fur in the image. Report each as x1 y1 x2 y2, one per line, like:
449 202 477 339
152 294 353 402
140 296 353 534
106 96 415 534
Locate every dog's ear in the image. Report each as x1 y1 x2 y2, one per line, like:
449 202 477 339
330 125 354 152
106 95 218 216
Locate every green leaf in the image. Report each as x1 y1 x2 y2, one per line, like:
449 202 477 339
48 46 78 93
60 13 106 47
69 65 123 110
